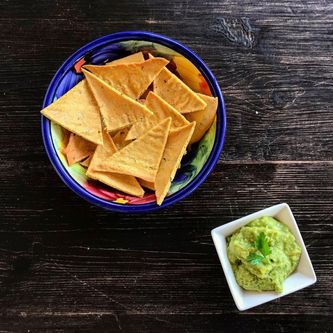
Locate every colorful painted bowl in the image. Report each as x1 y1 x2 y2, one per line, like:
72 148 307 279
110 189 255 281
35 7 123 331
41 31 227 212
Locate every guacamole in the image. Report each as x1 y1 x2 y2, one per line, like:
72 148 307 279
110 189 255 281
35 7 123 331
227 216 301 292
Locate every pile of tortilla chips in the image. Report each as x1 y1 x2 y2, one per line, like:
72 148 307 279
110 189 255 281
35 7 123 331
41 52 218 205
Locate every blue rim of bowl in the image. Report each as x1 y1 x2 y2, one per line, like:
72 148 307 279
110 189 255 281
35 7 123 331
41 31 227 213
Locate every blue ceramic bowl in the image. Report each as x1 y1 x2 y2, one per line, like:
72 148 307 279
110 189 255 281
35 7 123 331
41 31 226 212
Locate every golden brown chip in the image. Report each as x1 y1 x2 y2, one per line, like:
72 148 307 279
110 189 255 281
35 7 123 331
84 58 168 99
41 80 103 145
149 54 206 114
94 118 172 183
83 69 152 133
107 52 144 65
153 68 207 113
126 91 189 140
62 133 96 166
185 93 218 144
80 155 93 168
138 179 155 191
155 122 196 205
87 131 144 197
112 127 131 150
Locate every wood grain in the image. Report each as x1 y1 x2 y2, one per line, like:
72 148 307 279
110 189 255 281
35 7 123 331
0 163 332 331
0 0 332 331
0 1 332 161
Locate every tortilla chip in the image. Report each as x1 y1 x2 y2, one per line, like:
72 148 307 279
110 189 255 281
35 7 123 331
41 80 103 145
155 122 196 205
87 131 144 197
149 54 206 114
112 127 131 150
84 58 168 100
138 179 155 191
126 91 190 140
62 133 96 166
95 118 172 182
80 155 93 168
83 69 152 133
153 68 207 113
185 93 218 144
107 52 145 65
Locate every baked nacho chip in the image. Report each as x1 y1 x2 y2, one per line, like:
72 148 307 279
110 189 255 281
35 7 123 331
153 68 207 113
84 58 168 99
126 91 189 140
41 80 103 145
62 133 96 166
87 131 144 197
138 179 155 191
95 118 172 182
155 122 196 205
83 69 152 133
185 93 218 144
112 127 131 150
107 52 144 65
80 154 93 168
149 54 206 113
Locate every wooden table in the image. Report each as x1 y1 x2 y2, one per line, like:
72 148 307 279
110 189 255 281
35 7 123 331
1 1 332 331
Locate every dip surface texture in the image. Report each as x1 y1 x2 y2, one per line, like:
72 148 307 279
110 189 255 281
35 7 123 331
227 216 302 292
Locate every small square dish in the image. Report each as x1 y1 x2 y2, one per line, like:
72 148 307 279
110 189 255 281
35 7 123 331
211 203 316 311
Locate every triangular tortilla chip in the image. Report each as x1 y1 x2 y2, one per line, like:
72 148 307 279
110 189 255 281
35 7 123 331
83 69 152 133
107 52 144 65
138 179 155 191
126 91 190 140
185 93 218 144
153 68 207 113
84 58 168 99
62 133 96 166
80 154 93 168
87 131 144 197
95 118 172 182
41 80 103 145
149 54 206 113
155 122 196 205
112 127 131 150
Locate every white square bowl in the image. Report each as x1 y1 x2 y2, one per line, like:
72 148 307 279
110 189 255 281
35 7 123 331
211 203 316 311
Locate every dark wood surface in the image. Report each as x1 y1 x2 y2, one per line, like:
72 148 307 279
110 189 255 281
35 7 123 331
1 0 332 332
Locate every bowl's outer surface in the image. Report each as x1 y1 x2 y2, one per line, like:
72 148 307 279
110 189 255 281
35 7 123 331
42 31 227 212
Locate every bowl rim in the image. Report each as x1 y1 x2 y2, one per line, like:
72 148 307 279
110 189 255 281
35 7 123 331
41 31 227 213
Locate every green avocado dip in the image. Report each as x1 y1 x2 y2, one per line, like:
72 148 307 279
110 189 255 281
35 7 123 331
227 216 301 293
